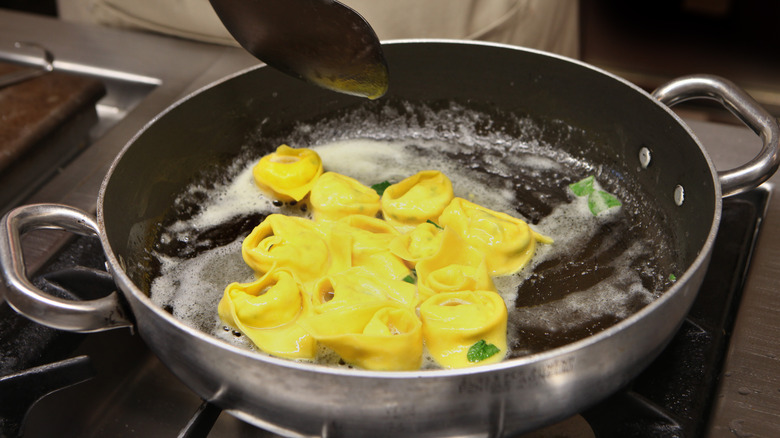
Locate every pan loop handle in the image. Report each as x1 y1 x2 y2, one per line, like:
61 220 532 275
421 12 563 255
652 74 780 197
0 204 133 332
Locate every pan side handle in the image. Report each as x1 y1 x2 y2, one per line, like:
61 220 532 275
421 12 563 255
0 204 133 332
652 74 780 197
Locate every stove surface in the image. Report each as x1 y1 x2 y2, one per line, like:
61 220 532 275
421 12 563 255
1 8 779 438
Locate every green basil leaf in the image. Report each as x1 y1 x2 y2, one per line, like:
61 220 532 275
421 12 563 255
467 340 501 363
371 181 392 196
587 190 622 215
402 274 416 284
426 219 443 230
569 175 595 197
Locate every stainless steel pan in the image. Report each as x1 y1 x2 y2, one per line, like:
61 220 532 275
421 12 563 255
2 41 778 437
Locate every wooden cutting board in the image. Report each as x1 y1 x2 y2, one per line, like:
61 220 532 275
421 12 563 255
0 62 106 173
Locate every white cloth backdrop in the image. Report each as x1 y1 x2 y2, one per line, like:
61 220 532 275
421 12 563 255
57 0 579 58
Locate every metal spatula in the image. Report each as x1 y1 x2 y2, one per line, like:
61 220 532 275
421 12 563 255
209 0 389 99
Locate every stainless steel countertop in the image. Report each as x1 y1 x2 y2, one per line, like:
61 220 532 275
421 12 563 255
0 8 778 437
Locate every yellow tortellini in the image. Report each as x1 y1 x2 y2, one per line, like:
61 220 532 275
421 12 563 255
310 172 381 221
220 145 552 371
439 197 554 275
420 291 508 368
333 216 409 281
381 170 454 227
241 214 332 286
388 221 444 267
312 267 418 313
218 270 317 359
299 302 423 371
253 145 323 202
415 228 496 302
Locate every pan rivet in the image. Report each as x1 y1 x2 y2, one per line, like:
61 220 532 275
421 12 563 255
639 147 651 168
674 185 685 206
